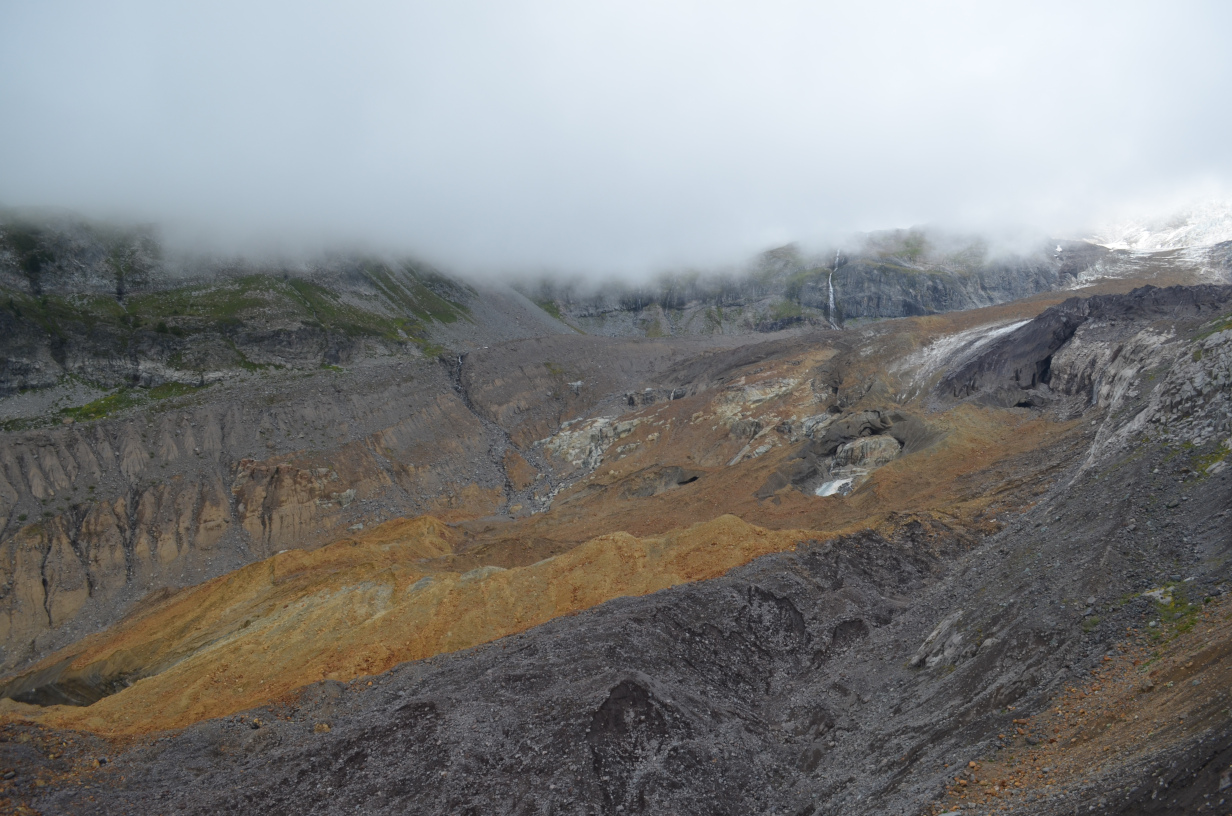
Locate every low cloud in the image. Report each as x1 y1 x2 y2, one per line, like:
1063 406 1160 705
2 1 1230 280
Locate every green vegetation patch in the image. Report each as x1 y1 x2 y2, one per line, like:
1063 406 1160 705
1150 584 1202 639
3 291 128 338
1193 440 1230 475
867 229 931 263
286 273 462 346
770 299 803 321
3 262 472 354
364 264 470 325
125 275 271 326
59 382 212 422
147 382 206 400
535 299 565 321
1195 311 1232 342
61 389 146 421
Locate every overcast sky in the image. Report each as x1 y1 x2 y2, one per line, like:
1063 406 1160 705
2 1 1230 276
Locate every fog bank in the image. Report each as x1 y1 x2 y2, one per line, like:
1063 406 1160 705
2 1 1230 278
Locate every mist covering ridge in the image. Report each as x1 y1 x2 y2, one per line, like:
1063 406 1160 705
1089 199 1232 252
0 212 1116 366
3 3 1231 274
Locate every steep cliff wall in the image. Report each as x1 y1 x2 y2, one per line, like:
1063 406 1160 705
521 234 1114 337
0 216 490 399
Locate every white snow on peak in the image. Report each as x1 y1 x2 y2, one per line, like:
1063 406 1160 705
1090 200 1232 252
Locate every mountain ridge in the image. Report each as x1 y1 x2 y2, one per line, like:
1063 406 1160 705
0 214 1228 815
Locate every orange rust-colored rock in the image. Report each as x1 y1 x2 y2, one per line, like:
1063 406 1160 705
4 514 808 735
503 449 539 491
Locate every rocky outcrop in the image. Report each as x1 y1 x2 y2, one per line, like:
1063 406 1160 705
755 409 936 498
1080 323 1232 472
543 415 645 476
937 284 1232 408
908 608 966 669
833 433 901 470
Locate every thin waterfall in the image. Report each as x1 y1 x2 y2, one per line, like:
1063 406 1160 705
827 250 840 329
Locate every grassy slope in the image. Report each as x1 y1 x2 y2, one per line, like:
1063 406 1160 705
3 266 468 347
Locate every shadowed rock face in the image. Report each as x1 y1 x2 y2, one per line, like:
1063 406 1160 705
938 284 1232 407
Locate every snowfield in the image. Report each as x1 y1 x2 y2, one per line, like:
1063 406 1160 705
1090 199 1232 251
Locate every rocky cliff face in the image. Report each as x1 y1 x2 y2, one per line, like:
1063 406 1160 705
936 284 1232 410
521 232 1116 337
0 214 560 400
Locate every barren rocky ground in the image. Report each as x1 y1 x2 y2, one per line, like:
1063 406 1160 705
0 217 1230 815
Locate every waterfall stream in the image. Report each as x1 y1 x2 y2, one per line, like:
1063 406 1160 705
828 250 839 329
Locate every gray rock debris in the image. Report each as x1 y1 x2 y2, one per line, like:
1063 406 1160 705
909 609 964 669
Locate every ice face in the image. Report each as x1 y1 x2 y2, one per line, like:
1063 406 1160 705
815 478 853 497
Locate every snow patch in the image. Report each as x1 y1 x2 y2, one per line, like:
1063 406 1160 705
895 320 1031 383
1090 200 1232 251
815 478 852 497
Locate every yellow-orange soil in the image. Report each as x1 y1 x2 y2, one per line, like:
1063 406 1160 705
0 515 813 735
